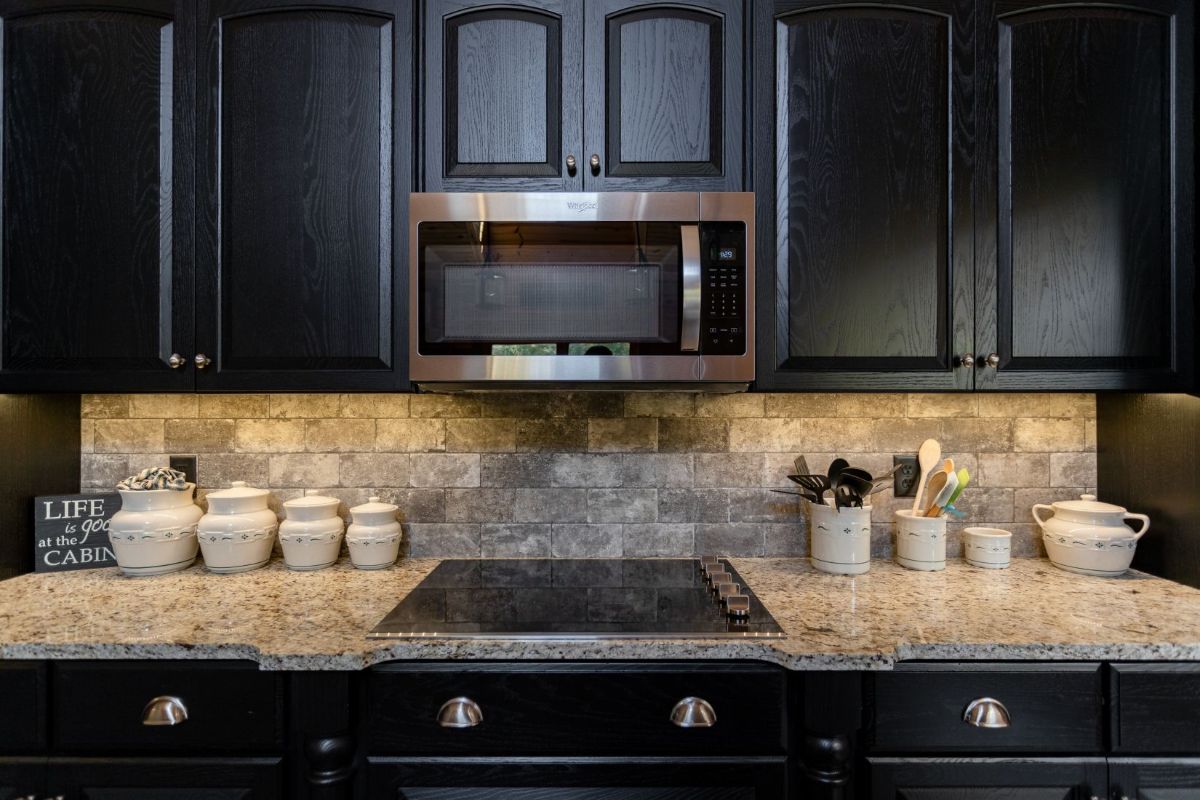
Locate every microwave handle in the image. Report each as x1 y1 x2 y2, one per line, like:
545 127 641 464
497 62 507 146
680 224 701 352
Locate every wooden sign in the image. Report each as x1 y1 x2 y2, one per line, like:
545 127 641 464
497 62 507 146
34 493 119 572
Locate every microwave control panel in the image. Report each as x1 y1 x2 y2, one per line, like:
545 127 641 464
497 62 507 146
699 222 747 355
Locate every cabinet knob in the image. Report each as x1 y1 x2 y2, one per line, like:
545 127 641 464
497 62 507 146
984 352 1000 368
962 697 1010 728
589 153 601 174
193 353 212 370
566 154 577 174
142 695 188 726
670 696 716 728
437 696 483 728
958 354 975 369
168 353 187 369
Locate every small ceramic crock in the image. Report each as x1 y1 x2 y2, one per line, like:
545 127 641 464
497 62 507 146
197 481 278 574
346 496 401 570
279 495 344 571
895 510 947 571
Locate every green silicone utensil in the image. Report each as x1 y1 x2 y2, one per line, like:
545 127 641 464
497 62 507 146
944 468 970 507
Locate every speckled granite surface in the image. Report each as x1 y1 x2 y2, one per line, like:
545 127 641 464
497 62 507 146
1 558 1197 670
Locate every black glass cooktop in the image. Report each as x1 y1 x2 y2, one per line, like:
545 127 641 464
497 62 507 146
368 559 785 640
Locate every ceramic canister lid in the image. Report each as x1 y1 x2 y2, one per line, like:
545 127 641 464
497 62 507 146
1053 493 1126 515
206 481 271 514
350 496 399 526
283 494 341 522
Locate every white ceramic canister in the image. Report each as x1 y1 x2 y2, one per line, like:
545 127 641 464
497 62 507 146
346 496 401 570
108 483 203 576
809 499 871 575
279 495 344 571
1033 493 1150 577
895 510 947 571
197 481 278 574
962 527 1012 569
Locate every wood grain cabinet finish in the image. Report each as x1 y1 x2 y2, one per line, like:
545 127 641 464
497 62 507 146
44 758 284 799
870 664 1106 755
0 0 195 392
51 661 283 753
195 0 411 390
583 0 743 191
424 0 582 191
866 757 1108 800
1109 759 1200 800
423 0 743 193
756 0 1194 392
1110 664 1200 754
974 0 1194 391
0 663 45 753
753 0 976 390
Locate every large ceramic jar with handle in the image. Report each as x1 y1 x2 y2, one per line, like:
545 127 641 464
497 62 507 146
109 483 203 576
1033 493 1150 577
197 481 278 574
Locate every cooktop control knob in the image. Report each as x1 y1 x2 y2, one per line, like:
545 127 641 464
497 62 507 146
726 594 750 619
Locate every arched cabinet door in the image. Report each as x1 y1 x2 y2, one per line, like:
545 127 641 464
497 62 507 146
584 0 744 191
0 0 194 391
424 0 583 191
194 0 411 389
975 0 1194 391
754 0 976 390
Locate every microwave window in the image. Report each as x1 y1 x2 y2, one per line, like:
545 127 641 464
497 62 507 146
419 222 682 352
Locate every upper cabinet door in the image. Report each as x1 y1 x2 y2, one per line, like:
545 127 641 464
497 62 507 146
195 0 410 390
975 0 1194 391
583 0 744 191
0 0 195 391
754 0 976 390
424 0 583 191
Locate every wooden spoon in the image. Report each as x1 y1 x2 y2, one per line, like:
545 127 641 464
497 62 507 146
910 439 942 515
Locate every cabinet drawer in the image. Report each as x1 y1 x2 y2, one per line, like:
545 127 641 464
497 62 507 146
1112 664 1200 753
0 662 46 752
52 662 283 753
871 664 1104 753
367 663 787 756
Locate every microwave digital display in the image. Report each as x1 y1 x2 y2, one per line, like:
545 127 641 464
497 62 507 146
714 247 737 262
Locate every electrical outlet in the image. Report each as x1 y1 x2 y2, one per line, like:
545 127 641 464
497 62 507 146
893 455 919 497
169 455 197 484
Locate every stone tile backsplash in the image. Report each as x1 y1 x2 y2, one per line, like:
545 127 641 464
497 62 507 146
81 393 1097 559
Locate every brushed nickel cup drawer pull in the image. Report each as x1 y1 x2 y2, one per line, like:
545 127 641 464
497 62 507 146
142 695 188 726
962 697 1010 728
671 696 716 728
437 696 483 728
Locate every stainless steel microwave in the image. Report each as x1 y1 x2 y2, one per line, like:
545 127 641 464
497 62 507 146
409 192 754 391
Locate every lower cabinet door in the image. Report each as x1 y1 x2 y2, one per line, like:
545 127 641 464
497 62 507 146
0 759 45 800
366 758 788 799
867 757 1107 799
1109 758 1200 799
44 757 283 799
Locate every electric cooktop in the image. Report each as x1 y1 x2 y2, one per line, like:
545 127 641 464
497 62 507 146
368 558 785 640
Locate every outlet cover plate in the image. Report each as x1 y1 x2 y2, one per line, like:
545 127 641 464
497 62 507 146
893 455 919 497
169 455 197 485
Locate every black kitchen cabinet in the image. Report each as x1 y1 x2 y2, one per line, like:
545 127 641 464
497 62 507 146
866 757 1108 799
195 0 411 390
422 0 744 192
423 0 581 191
1109 758 1200 799
755 0 1194 392
753 0 977 390
0 760 44 800
366 759 788 798
0 0 195 392
45 758 284 799
974 0 1195 391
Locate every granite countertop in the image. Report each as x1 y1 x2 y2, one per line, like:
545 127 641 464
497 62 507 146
1 558 1198 670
